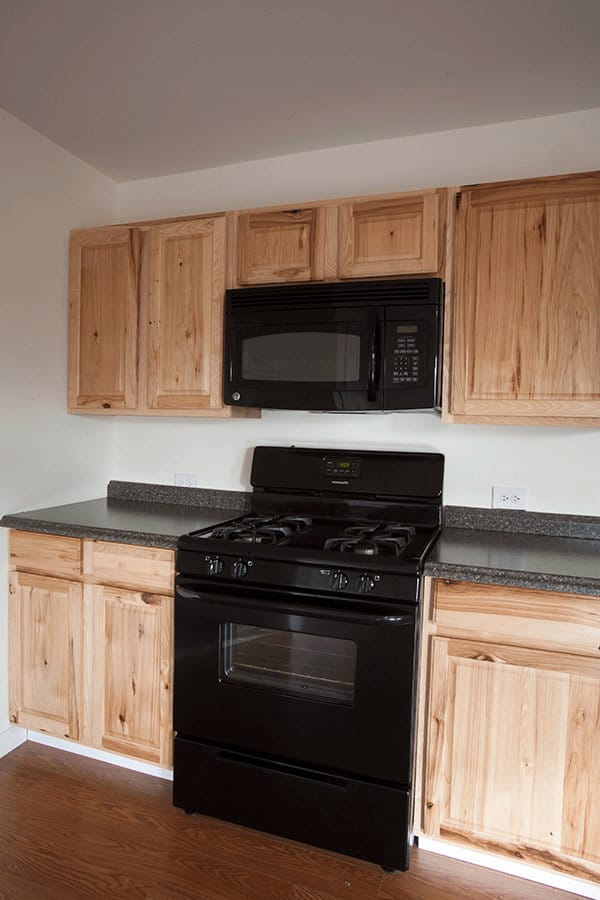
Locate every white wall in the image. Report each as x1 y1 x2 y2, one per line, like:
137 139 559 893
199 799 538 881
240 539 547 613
115 109 600 517
0 109 117 731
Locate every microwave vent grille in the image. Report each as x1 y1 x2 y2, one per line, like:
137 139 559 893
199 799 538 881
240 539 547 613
227 278 441 308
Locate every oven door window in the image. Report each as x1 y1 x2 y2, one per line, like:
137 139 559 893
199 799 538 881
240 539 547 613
220 623 357 706
241 331 361 383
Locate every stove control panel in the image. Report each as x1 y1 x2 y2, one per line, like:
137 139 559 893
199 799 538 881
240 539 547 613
181 552 417 604
323 456 361 479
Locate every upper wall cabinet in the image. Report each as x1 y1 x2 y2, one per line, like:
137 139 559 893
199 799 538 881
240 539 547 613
69 216 257 417
236 207 327 284
338 190 443 278
234 189 446 286
68 227 139 410
447 171 600 425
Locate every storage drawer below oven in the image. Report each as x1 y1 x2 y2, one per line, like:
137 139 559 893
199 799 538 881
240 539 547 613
173 736 410 871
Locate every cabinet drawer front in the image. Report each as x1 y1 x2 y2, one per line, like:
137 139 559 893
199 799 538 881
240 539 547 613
432 580 600 655
85 541 174 592
9 531 82 579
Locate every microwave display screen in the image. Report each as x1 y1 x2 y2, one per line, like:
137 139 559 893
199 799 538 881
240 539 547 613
241 332 361 383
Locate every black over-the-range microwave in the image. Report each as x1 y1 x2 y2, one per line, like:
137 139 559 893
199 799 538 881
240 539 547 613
223 278 443 412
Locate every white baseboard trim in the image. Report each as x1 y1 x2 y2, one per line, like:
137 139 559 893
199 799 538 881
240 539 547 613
0 725 27 758
416 835 600 900
27 732 173 781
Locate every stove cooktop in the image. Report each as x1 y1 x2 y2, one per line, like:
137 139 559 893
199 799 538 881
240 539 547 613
176 446 444 601
191 513 416 559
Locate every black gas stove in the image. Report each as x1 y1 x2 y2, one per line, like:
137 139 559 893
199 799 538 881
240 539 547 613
174 446 444 871
177 446 443 605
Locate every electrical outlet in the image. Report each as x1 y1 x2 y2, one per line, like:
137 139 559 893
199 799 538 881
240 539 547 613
492 485 529 510
175 473 200 488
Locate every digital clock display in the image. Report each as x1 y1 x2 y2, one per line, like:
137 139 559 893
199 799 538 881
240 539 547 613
324 457 361 479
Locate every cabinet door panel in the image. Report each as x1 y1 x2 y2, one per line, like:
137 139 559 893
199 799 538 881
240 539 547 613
69 227 139 410
237 208 325 284
423 637 600 878
147 217 225 410
87 585 172 765
451 172 600 420
9 572 82 739
338 191 441 277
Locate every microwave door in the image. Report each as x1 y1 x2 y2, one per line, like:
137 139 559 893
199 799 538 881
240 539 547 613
225 306 382 411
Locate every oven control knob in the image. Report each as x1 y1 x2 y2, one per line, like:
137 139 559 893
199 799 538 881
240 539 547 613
232 559 248 578
358 574 376 593
207 556 224 576
331 570 348 591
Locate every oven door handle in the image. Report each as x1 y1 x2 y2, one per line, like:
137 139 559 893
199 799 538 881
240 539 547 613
176 584 414 627
217 749 349 790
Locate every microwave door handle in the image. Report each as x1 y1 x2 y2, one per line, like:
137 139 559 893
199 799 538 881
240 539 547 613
367 309 380 402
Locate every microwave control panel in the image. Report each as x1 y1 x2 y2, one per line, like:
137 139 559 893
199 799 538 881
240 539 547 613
392 324 424 385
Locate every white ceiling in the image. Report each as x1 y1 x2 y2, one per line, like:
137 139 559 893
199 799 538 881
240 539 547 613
1 0 599 182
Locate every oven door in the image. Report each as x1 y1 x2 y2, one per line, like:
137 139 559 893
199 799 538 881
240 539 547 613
224 302 382 410
174 579 417 784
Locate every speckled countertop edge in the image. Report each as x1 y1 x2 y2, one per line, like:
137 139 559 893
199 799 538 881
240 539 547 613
423 560 600 597
0 516 181 549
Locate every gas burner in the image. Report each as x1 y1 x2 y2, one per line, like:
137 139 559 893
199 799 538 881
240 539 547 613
344 522 415 542
278 515 313 532
211 524 280 544
324 535 410 557
209 514 312 544
323 521 415 556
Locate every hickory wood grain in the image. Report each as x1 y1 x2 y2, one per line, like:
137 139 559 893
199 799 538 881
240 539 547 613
450 170 600 424
0 743 579 900
11 532 175 767
69 216 257 418
423 635 600 882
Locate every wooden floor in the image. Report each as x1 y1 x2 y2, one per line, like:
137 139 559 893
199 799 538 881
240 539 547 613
0 743 583 900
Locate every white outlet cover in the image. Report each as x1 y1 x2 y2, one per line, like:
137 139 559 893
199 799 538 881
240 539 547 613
492 485 529 510
175 473 200 488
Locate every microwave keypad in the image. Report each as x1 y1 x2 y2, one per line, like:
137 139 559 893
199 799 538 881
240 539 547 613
393 331 421 384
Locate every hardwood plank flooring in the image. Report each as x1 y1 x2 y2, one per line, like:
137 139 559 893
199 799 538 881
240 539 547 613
0 743 585 900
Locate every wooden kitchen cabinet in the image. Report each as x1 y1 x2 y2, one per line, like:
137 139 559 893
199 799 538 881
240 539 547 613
68 226 139 410
338 190 443 278
8 571 83 740
236 206 329 284
447 171 600 424
8 530 175 769
234 189 446 285
418 578 600 882
69 215 256 417
84 585 172 767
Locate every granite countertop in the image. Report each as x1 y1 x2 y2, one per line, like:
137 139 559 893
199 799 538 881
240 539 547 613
1 483 599 595
0 481 250 549
425 528 600 597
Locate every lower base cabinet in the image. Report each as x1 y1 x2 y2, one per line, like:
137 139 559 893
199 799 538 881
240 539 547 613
8 531 174 769
84 585 172 766
9 571 83 740
418 579 600 884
